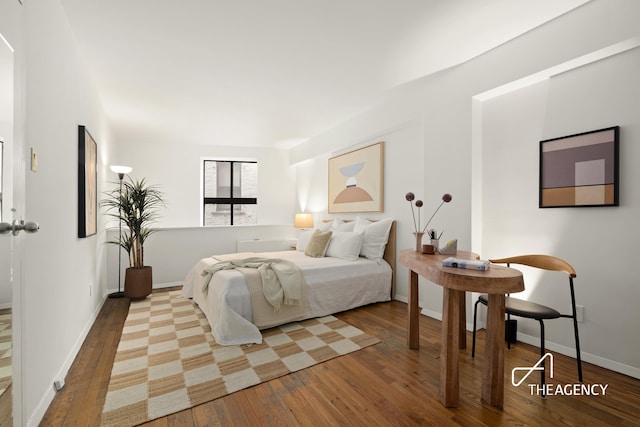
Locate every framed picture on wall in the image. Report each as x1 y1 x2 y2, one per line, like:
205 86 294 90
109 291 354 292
539 126 619 208
328 141 384 213
78 125 98 237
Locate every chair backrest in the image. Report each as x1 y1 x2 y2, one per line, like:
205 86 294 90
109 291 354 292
489 254 576 278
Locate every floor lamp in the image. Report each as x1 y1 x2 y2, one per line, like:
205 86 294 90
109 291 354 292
108 165 132 299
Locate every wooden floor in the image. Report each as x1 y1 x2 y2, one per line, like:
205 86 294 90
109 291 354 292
40 288 640 426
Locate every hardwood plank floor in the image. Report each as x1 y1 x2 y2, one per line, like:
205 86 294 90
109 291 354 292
41 289 640 426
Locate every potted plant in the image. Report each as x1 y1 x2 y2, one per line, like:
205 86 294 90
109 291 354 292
103 177 164 299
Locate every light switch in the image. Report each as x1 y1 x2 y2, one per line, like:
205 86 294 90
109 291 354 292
31 148 38 172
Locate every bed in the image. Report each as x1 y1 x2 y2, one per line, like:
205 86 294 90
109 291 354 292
181 218 396 345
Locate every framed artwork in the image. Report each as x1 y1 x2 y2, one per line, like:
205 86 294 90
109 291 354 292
78 125 98 237
328 141 384 213
539 126 619 208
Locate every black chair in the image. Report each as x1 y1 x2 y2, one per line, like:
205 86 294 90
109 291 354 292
471 255 583 394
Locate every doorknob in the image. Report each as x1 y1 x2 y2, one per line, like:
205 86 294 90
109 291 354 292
0 220 40 236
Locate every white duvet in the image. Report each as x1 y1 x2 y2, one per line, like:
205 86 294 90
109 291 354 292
181 250 392 345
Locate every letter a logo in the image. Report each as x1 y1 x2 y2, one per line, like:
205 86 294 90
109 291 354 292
512 353 554 387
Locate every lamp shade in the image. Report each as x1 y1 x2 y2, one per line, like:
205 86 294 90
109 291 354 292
110 165 132 175
294 213 314 229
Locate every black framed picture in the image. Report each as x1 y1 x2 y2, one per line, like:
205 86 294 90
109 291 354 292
78 125 97 237
539 126 619 208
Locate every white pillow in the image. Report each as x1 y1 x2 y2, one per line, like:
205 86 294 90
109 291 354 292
332 219 356 232
318 221 334 232
353 217 393 261
296 229 315 252
325 231 364 261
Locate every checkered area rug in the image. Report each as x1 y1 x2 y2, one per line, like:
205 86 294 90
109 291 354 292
101 290 380 426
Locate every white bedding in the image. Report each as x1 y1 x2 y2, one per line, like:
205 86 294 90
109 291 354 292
181 250 392 345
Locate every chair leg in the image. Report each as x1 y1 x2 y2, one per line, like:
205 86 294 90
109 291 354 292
539 320 546 398
472 299 481 358
572 314 583 383
569 279 584 384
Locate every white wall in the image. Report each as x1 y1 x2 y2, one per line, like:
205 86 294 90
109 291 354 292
291 0 640 377
112 139 296 228
16 1 115 424
480 47 640 376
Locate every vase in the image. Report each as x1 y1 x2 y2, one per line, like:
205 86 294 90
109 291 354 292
413 232 425 252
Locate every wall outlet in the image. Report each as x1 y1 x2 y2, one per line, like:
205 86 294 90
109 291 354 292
576 305 584 323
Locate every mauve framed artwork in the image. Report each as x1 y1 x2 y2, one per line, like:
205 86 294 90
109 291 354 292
539 126 619 208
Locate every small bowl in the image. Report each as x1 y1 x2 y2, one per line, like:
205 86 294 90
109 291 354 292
421 244 435 254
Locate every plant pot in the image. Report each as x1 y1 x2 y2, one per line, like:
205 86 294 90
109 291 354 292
124 266 152 299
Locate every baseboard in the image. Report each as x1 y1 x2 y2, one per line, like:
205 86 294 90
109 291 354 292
105 281 182 296
28 293 108 427
421 307 442 322
394 295 408 304
153 281 182 289
394 296 474 329
513 331 640 380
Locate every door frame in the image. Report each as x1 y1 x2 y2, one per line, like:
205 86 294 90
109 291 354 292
1 3 26 424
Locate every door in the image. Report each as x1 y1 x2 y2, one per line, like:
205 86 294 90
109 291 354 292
0 28 28 427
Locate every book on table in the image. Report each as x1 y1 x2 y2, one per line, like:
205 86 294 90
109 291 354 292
442 257 490 271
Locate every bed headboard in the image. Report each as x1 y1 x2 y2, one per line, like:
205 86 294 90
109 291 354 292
322 219 396 300
384 221 397 299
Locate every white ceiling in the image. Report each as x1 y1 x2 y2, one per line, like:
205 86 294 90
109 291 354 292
59 0 590 149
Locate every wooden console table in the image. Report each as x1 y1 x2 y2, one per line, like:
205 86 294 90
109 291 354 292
399 249 524 408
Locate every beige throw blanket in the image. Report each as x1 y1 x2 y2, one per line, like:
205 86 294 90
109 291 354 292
201 255 307 328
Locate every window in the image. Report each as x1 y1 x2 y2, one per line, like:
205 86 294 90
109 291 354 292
202 160 257 226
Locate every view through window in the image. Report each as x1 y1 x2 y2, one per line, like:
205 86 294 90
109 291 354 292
202 160 257 226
